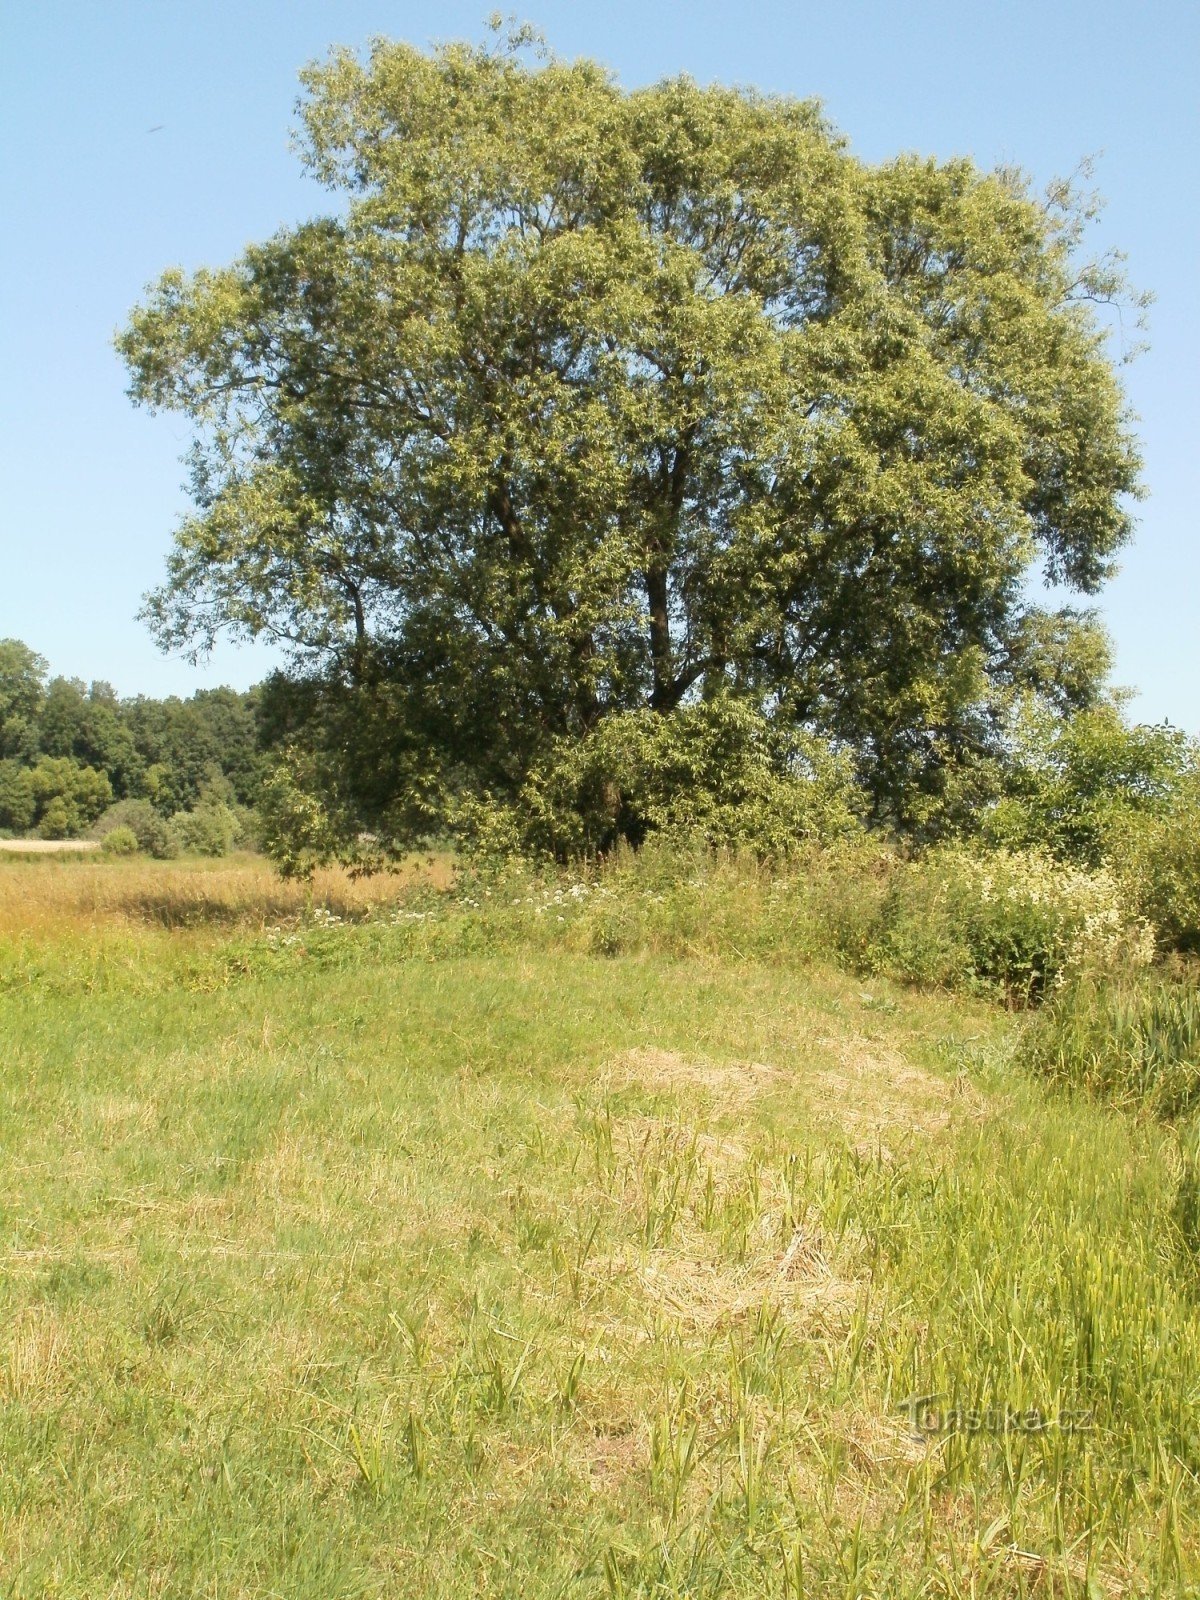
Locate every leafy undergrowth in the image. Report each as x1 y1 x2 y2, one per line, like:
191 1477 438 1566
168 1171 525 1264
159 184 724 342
0 838 1155 1010
1 859 1199 1595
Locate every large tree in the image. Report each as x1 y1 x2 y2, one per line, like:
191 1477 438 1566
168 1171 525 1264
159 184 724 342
119 29 1143 857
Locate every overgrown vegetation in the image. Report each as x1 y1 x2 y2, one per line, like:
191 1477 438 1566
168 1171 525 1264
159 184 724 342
1022 976 1200 1122
2 850 1199 1595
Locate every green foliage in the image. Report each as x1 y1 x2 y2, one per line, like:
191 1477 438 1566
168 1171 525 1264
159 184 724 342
101 825 141 857
124 689 264 813
24 756 113 837
1022 974 1200 1120
1108 777 1200 955
0 639 264 842
170 796 242 857
256 747 360 879
575 840 1150 1004
118 30 1144 863
974 704 1200 959
984 703 1196 867
457 700 862 861
93 799 180 859
873 845 1152 1001
37 676 143 797
274 836 1145 1007
0 638 47 761
36 796 73 839
0 759 36 832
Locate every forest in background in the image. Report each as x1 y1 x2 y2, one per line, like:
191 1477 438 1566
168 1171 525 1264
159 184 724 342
0 637 264 855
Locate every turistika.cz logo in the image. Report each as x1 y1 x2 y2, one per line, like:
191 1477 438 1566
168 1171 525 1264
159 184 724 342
899 1392 1096 1439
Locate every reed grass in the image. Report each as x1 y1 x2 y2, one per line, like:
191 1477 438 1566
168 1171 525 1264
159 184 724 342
1023 973 1200 1120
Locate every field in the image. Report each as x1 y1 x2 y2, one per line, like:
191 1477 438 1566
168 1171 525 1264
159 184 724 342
1 855 1197 1597
0 842 100 855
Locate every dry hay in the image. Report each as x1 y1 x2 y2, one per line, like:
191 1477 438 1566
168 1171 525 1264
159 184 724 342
1 1307 66 1406
807 1033 989 1153
603 1047 781 1107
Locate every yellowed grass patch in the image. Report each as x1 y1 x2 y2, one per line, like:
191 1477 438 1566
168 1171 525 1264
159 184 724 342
0 839 101 854
1 1309 66 1407
807 1031 990 1152
0 851 453 936
606 1046 782 1104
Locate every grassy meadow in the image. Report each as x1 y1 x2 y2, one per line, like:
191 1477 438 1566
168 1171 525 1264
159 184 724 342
1 851 1198 1597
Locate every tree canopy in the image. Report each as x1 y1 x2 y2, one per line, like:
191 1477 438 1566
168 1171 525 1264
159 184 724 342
119 28 1144 860
0 639 263 842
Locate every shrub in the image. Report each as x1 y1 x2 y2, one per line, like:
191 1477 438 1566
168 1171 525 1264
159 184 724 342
171 799 241 857
229 802 260 853
981 710 1200 959
37 796 72 839
455 700 864 862
1108 786 1200 956
27 757 112 836
574 841 1155 1004
984 706 1197 868
101 825 140 857
779 836 895 969
872 846 1153 1002
93 799 179 859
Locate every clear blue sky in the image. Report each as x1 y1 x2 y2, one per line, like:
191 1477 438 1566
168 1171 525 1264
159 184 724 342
2 0 1196 725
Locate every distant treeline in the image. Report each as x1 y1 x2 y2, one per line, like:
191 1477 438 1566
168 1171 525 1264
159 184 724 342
0 638 266 850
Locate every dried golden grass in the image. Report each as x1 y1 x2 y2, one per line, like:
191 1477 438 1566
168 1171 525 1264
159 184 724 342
0 851 454 936
582 1046 865 1343
806 1031 991 1153
0 839 100 854
1 1309 66 1407
606 1046 782 1106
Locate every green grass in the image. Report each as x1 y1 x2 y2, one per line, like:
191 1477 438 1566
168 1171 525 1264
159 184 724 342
1 861 1198 1596
1023 974 1200 1121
